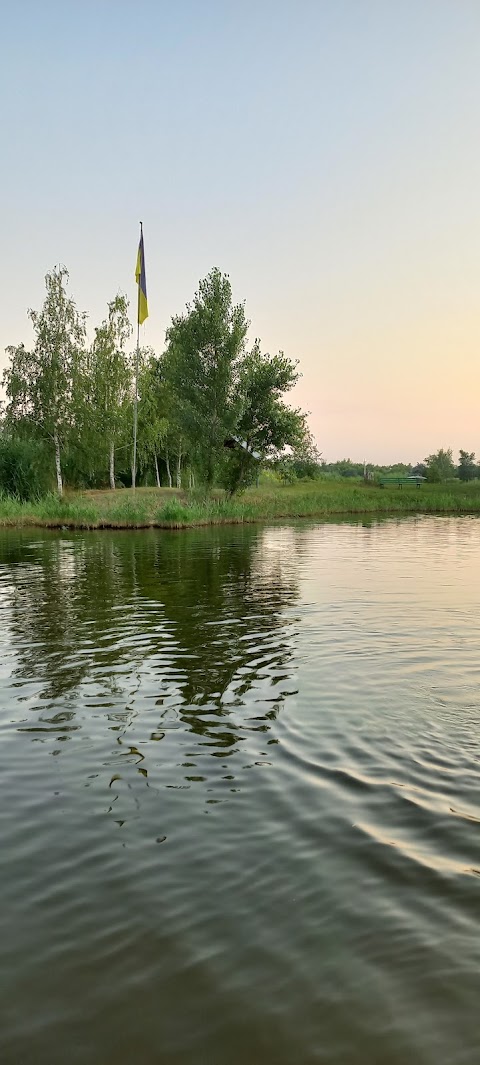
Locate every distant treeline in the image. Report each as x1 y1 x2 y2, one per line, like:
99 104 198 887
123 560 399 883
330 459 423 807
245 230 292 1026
307 449 477 484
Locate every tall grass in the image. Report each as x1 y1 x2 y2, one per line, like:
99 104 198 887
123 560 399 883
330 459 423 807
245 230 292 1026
106 498 151 526
0 481 480 529
0 438 51 500
153 496 246 527
0 492 97 527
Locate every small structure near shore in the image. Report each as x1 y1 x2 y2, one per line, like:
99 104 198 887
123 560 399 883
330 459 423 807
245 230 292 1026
378 475 426 488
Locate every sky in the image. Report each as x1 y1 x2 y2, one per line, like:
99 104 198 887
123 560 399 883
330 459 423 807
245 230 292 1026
1 0 480 464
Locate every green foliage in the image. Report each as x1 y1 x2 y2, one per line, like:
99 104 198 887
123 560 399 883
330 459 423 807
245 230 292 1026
275 429 322 483
83 294 133 488
0 437 51 500
322 459 414 479
3 262 316 498
289 455 322 480
323 458 365 478
136 351 170 484
35 493 99 524
3 266 87 494
107 498 150 525
2 479 480 529
221 342 308 494
155 499 192 523
458 450 477 482
276 458 298 483
164 268 248 487
0 492 99 526
424 447 455 483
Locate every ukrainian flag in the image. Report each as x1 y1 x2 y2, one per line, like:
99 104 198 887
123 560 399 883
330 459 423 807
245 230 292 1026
135 224 148 324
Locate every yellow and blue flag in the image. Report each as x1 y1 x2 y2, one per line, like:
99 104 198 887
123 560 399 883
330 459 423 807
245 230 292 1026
135 225 148 325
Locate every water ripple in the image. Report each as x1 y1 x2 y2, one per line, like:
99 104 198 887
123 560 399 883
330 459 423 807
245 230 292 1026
0 519 480 1064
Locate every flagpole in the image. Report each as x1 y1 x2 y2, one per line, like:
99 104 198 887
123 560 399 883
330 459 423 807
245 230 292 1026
133 222 142 492
133 317 139 492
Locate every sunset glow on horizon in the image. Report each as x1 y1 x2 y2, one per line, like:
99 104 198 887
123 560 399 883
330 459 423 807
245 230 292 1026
2 0 480 465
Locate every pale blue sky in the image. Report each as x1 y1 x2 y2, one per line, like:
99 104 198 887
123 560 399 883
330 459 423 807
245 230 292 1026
2 1 480 462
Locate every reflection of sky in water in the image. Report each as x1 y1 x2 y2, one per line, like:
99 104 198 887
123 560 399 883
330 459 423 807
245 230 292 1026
1 519 480 1065
2 517 480 837
0 526 300 807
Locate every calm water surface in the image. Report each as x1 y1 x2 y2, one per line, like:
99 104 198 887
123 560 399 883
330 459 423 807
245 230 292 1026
0 517 479 1065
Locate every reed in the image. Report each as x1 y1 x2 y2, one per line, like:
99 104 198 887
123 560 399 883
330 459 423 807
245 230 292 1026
0 480 479 529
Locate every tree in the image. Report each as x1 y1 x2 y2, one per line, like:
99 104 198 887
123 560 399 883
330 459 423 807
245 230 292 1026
164 268 248 488
136 352 169 487
85 295 133 489
288 430 322 480
3 266 86 493
458 450 477 482
222 342 309 493
327 459 365 478
424 448 455 483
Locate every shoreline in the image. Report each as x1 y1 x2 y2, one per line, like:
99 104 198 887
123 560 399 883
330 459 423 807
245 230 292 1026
1 482 480 530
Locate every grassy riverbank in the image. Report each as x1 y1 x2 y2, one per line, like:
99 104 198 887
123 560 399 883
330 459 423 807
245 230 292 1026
1 479 480 529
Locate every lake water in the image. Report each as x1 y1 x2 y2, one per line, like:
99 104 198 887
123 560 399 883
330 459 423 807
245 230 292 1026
0 517 479 1065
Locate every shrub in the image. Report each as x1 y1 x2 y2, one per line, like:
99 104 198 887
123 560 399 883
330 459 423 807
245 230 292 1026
0 438 51 500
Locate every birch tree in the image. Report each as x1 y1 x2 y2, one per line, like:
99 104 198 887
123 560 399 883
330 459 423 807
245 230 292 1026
87 295 133 489
3 266 86 494
136 353 168 487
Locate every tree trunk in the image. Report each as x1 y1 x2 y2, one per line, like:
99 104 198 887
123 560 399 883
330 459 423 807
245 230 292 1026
165 449 172 488
109 441 115 490
54 432 63 495
154 451 161 488
188 468 195 490
176 447 182 489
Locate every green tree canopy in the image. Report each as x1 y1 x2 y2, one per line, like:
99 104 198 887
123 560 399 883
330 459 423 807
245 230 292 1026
164 268 248 488
136 351 169 487
3 265 86 493
457 450 477 482
222 342 309 493
85 294 133 489
424 447 455 483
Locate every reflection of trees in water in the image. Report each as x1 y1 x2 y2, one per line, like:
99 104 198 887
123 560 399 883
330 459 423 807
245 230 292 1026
2 533 133 702
150 527 299 740
1 527 299 749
